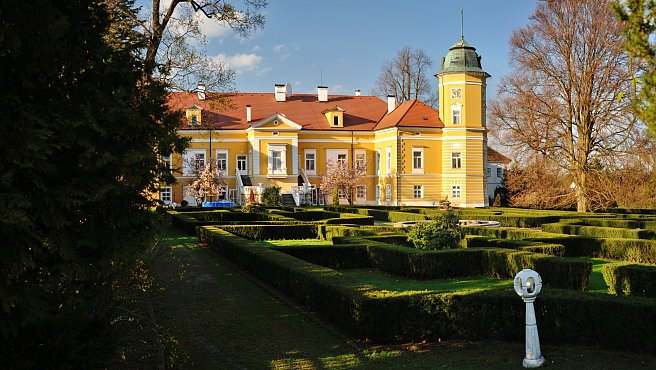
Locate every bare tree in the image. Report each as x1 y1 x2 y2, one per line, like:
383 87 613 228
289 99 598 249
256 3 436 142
372 46 437 106
489 0 641 212
107 0 266 91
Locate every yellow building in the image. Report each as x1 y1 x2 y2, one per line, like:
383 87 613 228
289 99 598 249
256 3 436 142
161 38 491 207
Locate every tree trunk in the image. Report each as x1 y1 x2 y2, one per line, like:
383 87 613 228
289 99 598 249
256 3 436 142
575 170 588 213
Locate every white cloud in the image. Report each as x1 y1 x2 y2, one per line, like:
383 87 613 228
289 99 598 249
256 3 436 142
195 13 231 38
256 67 272 77
252 45 261 52
273 44 286 53
214 53 263 73
280 53 291 61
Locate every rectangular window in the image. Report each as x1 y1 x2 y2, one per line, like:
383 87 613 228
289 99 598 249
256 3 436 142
333 116 339 126
451 152 462 169
355 150 366 171
376 185 381 201
412 148 423 173
452 185 461 199
160 187 172 204
268 144 287 176
386 184 392 201
386 147 392 173
161 154 172 174
356 185 366 200
487 168 491 177
452 105 461 124
216 150 227 173
497 167 503 178
376 150 381 174
236 154 247 174
337 153 347 164
182 150 206 176
413 185 423 199
272 150 282 171
305 150 316 174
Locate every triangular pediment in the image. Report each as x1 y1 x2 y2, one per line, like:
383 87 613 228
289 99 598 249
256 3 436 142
245 113 302 132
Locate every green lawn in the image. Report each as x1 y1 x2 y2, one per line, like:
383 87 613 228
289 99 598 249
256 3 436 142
257 239 334 247
339 268 514 292
129 226 656 369
587 258 619 294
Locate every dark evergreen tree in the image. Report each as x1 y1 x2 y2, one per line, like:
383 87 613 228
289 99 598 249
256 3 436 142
0 0 186 367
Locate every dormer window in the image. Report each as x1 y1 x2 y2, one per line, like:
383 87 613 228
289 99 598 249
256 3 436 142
186 104 203 126
322 106 345 128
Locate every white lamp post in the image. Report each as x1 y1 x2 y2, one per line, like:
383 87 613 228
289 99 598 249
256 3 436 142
514 269 545 368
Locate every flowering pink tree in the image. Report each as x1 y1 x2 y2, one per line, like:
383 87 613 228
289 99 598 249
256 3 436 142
185 160 225 205
319 159 365 206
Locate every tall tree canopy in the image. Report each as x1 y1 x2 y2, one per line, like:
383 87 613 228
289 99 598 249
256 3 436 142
372 46 437 106
0 0 186 366
612 0 656 135
109 0 267 91
489 0 640 212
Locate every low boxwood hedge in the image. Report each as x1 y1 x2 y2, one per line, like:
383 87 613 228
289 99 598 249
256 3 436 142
602 263 656 298
270 245 372 269
218 224 318 240
542 222 656 240
198 226 656 352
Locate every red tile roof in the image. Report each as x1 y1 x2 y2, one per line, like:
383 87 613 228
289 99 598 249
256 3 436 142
167 92 444 131
487 147 511 163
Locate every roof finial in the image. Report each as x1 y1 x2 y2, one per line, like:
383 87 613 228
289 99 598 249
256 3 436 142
460 8 464 40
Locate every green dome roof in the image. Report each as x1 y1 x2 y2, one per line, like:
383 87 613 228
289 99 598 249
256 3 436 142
436 38 490 77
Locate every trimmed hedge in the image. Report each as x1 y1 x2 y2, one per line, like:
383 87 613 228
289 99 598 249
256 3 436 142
542 222 656 240
602 264 656 298
464 226 656 264
270 245 372 269
198 226 656 352
363 244 590 290
463 236 566 256
218 224 318 240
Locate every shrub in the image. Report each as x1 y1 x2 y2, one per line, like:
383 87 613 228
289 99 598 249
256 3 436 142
542 222 656 239
218 224 318 240
241 202 265 213
602 263 656 298
261 186 282 206
493 193 502 207
407 209 461 250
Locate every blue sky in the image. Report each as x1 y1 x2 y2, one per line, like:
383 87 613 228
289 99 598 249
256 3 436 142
195 0 538 99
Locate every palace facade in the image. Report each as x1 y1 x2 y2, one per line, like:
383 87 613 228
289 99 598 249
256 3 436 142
161 37 492 207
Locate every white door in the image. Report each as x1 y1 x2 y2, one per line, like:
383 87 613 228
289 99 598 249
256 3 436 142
236 154 248 175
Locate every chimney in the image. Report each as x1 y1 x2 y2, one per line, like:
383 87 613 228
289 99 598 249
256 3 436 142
354 89 361 96
197 83 206 100
317 86 328 102
246 105 252 122
387 95 396 113
275 84 286 102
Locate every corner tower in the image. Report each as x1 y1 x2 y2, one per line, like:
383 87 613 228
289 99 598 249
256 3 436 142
435 38 490 207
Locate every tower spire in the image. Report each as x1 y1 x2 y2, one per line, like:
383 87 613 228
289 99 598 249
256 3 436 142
460 8 464 40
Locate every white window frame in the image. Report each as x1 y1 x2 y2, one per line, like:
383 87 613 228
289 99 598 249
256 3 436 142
487 167 491 177
386 147 392 174
412 147 424 174
356 185 366 201
304 149 317 175
182 149 206 176
161 154 172 174
160 186 172 204
267 143 287 177
215 149 228 175
413 185 423 199
376 185 381 202
326 149 348 170
355 149 366 171
386 184 392 201
451 103 462 125
376 150 381 175
236 154 248 175
452 152 462 169
452 185 461 199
